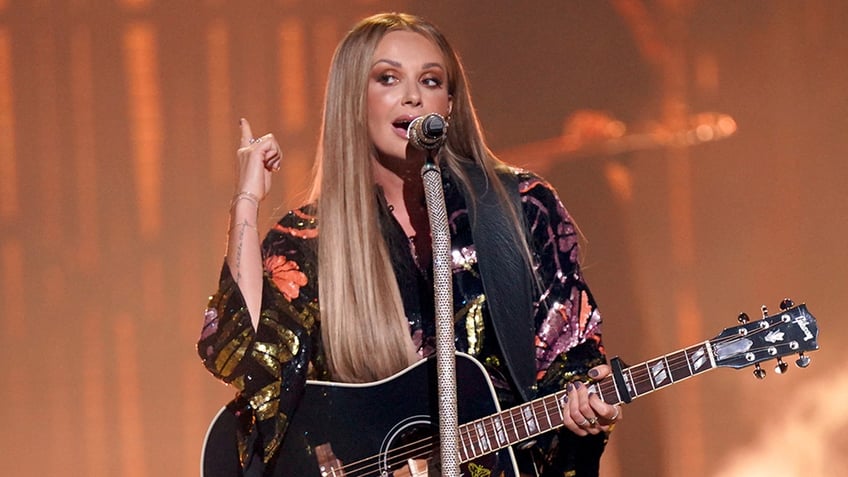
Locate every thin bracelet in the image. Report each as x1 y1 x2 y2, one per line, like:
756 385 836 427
230 191 260 210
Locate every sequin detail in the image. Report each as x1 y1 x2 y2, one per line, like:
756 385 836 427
213 326 253 379
451 245 478 272
460 294 487 355
249 381 281 421
201 307 219 340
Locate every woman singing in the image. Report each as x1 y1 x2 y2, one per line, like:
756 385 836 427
199 12 620 477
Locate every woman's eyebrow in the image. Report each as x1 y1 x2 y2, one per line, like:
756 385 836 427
371 59 444 70
372 58 401 68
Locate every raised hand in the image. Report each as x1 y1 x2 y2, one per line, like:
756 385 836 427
236 118 282 201
227 118 282 329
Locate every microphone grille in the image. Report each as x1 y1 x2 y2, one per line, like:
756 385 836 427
407 113 448 151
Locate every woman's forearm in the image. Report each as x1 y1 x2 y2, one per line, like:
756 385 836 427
226 196 263 329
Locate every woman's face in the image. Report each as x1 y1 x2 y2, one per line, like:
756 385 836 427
367 30 452 164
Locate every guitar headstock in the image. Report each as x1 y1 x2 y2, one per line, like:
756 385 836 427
710 299 819 378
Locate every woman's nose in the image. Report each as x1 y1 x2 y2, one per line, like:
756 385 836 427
402 84 422 106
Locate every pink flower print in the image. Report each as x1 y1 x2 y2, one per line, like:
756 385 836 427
264 255 308 301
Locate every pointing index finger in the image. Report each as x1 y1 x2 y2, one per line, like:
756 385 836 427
239 118 255 146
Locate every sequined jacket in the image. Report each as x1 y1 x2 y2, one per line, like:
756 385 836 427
198 168 608 476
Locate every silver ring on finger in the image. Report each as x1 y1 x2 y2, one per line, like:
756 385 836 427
578 419 590 427
248 137 259 144
609 406 620 422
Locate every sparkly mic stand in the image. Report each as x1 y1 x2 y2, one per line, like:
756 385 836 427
410 114 460 477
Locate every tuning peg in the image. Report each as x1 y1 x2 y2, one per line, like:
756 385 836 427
761 305 769 318
796 352 811 368
737 312 750 324
779 298 795 310
753 363 766 379
774 357 788 374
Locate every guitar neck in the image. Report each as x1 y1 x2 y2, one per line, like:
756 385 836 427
456 340 717 463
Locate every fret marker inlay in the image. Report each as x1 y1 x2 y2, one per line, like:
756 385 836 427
692 347 708 370
623 371 634 395
494 417 506 445
475 422 490 451
522 405 538 434
650 361 668 386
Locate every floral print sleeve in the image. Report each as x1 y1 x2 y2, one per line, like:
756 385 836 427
197 208 323 472
517 171 608 475
518 172 605 384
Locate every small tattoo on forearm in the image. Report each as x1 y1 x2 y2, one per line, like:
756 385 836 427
232 219 255 284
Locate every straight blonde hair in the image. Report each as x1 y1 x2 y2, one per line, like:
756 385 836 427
310 13 531 383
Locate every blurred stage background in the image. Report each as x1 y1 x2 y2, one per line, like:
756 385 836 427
1 1 845 476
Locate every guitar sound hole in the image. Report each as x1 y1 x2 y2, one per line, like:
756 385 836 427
381 420 502 476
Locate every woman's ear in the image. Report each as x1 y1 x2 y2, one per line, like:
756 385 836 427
447 96 453 118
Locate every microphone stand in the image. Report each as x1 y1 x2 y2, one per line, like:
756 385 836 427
420 152 460 477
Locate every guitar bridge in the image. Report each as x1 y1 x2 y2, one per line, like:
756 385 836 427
393 458 432 477
315 443 344 477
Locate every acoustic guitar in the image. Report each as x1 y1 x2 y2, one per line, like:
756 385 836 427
201 301 819 477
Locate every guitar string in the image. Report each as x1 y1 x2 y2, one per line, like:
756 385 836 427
323 388 569 475
328 433 437 477
338 384 612 472
368 337 776 472
431 322 798 453
607 323 797 400
467 322 797 443
469 320 804 449
328 397 558 476
330 354 782 476
627 341 793 393
336 394 563 475
321 318 800 475
528 338 791 427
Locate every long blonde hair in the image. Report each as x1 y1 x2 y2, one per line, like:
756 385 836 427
311 13 529 383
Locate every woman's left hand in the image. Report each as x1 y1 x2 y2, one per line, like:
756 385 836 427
560 364 622 436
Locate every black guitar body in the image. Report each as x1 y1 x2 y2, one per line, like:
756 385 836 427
203 353 519 477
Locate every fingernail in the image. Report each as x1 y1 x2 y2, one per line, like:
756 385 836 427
588 369 600 378
574 381 583 390
566 383 574 393
239 118 243 125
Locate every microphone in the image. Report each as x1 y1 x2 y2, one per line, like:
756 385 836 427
407 113 448 151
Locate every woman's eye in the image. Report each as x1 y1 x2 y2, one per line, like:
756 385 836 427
422 77 443 87
378 73 398 85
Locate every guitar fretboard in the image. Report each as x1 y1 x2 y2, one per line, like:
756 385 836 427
456 341 717 463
